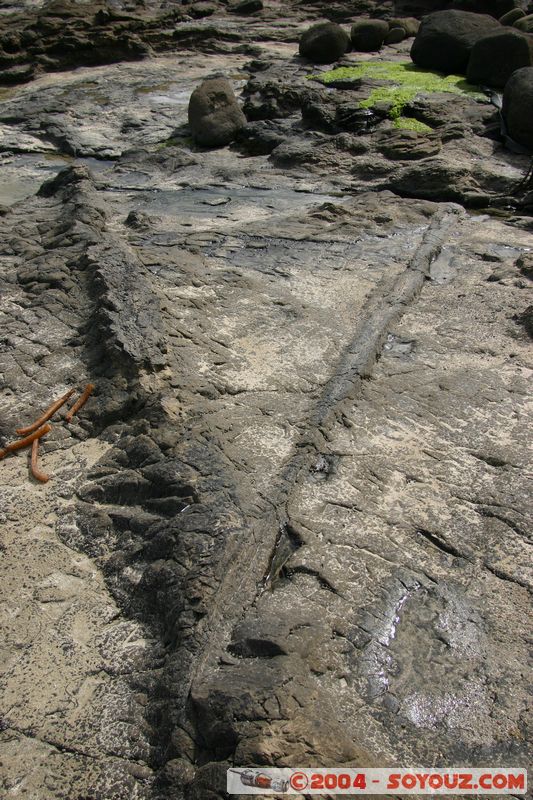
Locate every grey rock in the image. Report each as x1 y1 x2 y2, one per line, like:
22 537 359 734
188 77 246 147
377 128 442 160
299 21 350 64
236 119 289 154
411 10 501 74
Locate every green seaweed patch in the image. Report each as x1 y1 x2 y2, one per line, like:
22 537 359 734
156 135 193 149
310 61 485 123
393 116 433 133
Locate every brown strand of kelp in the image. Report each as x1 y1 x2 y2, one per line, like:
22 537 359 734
65 383 95 423
0 423 52 460
30 437 49 483
16 388 75 436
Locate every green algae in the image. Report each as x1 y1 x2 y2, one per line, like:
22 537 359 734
310 61 486 127
393 116 433 133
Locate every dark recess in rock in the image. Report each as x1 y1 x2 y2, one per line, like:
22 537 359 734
516 304 533 335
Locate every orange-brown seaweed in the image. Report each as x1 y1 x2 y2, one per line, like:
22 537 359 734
65 383 95 423
31 437 49 483
16 388 75 436
0 423 52 460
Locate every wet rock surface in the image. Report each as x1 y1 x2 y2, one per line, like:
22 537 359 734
0 2 532 799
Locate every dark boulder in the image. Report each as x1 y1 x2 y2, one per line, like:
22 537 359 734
188 78 246 148
228 0 263 13
467 28 533 88
410 10 501 74
452 0 524 15
299 22 350 64
502 66 533 150
389 17 420 37
514 13 533 32
189 2 217 18
499 8 526 24
385 27 407 44
351 19 389 51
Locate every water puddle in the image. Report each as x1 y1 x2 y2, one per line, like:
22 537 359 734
0 153 115 206
128 184 338 225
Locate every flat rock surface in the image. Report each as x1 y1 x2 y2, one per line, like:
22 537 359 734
0 5 531 800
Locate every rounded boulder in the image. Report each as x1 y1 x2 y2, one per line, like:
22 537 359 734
351 19 389 52
188 78 246 147
467 28 533 88
499 8 526 25
299 22 350 64
502 66 533 150
514 13 533 33
385 27 407 45
410 10 501 74
389 17 420 37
